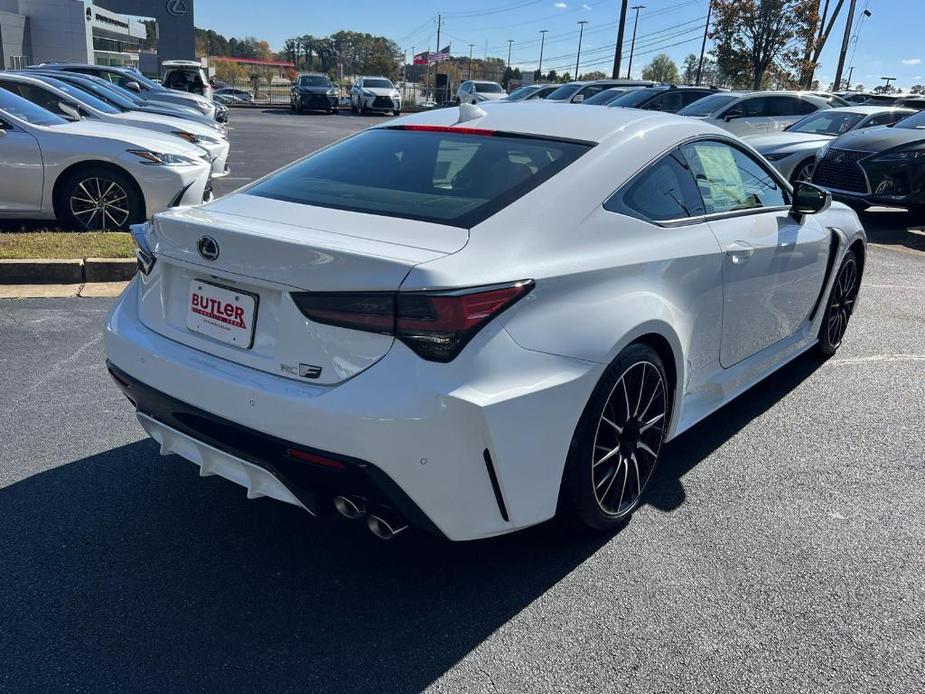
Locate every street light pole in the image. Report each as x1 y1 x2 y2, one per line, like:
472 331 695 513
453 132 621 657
612 0 629 79
696 0 712 85
833 0 858 91
506 39 514 89
575 20 588 79
468 44 474 80
538 29 548 79
626 5 645 80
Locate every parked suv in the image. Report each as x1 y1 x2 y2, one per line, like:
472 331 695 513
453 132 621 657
680 91 849 136
162 60 213 100
455 81 507 104
290 73 339 114
350 77 401 115
607 85 721 112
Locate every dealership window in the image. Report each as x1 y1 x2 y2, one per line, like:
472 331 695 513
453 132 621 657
8 56 30 70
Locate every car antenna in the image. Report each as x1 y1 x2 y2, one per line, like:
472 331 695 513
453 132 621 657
457 102 487 124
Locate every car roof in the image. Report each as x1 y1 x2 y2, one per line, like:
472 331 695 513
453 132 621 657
835 105 916 115
375 101 723 144
469 80 501 84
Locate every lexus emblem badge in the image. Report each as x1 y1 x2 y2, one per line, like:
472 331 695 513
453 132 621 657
197 235 220 261
165 0 188 17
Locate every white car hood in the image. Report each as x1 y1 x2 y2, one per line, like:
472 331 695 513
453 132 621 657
746 131 833 152
118 110 226 139
52 120 204 157
364 87 397 96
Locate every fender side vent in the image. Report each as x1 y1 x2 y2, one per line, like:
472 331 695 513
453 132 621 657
482 449 510 522
808 229 842 322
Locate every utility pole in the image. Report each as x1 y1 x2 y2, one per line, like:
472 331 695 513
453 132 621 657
696 0 712 85
880 76 896 92
846 65 854 89
468 44 474 80
538 29 548 79
626 5 645 80
575 20 589 78
833 0 857 91
434 13 442 103
507 39 514 69
612 0 629 79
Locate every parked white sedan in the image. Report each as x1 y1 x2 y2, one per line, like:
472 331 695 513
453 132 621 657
0 72 230 178
744 106 914 183
105 102 865 541
0 88 211 230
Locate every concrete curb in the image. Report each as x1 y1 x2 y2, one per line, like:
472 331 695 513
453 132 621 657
0 258 135 284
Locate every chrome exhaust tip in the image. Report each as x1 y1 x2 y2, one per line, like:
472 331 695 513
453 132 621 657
333 495 367 520
366 513 409 540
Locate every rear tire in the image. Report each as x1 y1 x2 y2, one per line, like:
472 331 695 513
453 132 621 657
559 343 671 531
817 249 861 356
58 165 144 232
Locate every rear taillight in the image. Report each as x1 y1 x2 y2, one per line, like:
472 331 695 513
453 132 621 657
292 281 533 362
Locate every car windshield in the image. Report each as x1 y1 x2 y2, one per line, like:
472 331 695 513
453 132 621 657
894 109 925 129
608 88 663 108
677 93 739 116
246 128 591 228
0 87 67 126
52 77 132 110
505 86 535 100
39 78 121 114
299 75 331 87
546 83 583 100
787 110 865 135
363 79 393 89
583 88 626 105
474 83 503 93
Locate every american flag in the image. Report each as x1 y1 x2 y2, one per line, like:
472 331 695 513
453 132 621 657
427 45 451 64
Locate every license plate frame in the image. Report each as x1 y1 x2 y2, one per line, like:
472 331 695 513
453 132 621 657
186 279 259 349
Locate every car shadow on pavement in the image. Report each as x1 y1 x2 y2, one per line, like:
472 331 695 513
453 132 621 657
859 208 925 254
0 441 610 692
0 353 824 692
645 351 825 513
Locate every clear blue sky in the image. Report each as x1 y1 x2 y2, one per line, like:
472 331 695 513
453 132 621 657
195 0 923 89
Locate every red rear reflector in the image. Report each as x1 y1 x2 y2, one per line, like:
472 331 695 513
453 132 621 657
399 125 494 136
286 448 346 470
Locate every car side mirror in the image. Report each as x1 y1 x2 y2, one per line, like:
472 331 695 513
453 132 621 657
58 102 82 121
573 94 585 103
723 111 742 122
125 81 142 93
790 182 831 218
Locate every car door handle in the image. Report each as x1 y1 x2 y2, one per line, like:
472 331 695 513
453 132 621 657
725 241 755 264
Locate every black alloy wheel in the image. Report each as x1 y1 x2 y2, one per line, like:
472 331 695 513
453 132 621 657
818 250 861 355
561 343 670 530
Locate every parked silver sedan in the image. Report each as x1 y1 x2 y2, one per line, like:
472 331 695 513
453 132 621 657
745 106 914 183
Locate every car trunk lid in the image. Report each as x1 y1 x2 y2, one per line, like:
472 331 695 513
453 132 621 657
137 195 468 385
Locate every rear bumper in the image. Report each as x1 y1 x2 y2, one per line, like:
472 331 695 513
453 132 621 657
104 278 602 541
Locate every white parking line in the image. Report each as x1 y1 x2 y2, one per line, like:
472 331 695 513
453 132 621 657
829 354 925 366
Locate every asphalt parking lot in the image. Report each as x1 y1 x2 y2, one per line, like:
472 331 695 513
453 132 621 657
1 109 924 693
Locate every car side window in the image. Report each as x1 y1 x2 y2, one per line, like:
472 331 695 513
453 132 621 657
0 83 61 114
645 92 684 112
862 112 904 127
683 91 710 107
606 149 705 222
790 97 818 115
680 140 787 214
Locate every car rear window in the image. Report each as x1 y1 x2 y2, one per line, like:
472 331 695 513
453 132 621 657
246 127 592 228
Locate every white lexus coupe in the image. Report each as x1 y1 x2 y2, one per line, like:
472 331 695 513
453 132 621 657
105 102 866 542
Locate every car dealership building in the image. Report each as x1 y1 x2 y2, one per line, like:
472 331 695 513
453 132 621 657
0 0 194 70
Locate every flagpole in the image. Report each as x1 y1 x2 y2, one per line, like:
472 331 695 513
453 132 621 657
434 13 441 104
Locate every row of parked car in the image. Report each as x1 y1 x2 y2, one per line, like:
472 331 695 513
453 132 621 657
457 77 925 214
0 63 230 230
